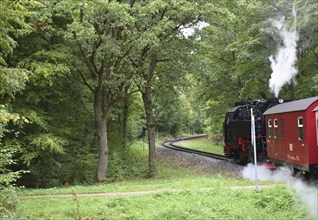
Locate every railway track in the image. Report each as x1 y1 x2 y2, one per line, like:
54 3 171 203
162 135 230 162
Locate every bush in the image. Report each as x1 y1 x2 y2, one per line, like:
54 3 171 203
107 138 148 182
0 148 23 217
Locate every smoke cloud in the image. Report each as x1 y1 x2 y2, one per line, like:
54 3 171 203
242 163 318 219
269 5 299 97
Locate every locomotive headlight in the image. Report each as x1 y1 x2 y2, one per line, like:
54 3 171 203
278 99 284 103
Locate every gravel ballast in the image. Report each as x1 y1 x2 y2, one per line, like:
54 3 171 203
156 141 244 178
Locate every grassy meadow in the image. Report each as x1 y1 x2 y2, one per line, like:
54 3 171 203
4 138 313 219
15 186 307 220
180 138 224 155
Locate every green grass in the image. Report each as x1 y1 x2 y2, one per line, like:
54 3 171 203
181 138 224 155
15 186 308 220
16 162 254 196
9 139 312 219
13 161 311 220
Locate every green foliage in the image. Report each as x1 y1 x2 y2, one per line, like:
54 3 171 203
0 0 99 188
0 0 317 192
192 0 318 137
0 148 24 217
127 109 145 140
154 87 198 136
0 149 22 188
107 136 148 182
0 1 37 214
0 68 29 98
0 0 38 65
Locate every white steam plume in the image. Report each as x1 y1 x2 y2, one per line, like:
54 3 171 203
269 5 299 97
242 164 318 219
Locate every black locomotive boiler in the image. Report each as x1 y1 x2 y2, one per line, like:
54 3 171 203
223 99 282 164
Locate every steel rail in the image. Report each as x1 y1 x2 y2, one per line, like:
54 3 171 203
161 135 230 161
163 134 208 143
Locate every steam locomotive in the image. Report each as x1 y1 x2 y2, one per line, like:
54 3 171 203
224 96 318 177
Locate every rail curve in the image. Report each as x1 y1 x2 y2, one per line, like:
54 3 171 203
162 135 230 161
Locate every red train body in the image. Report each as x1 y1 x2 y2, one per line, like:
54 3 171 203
263 96 318 176
224 96 318 177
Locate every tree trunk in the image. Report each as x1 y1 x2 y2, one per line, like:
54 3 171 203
94 91 108 182
122 97 129 147
142 88 156 176
96 116 108 182
122 86 130 147
141 56 158 177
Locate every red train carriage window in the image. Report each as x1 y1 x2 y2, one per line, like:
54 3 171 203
274 119 278 139
280 118 284 138
298 117 304 141
268 119 272 138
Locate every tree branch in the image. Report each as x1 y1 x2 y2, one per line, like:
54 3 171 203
75 40 98 79
77 68 94 93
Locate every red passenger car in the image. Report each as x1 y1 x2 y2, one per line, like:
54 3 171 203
263 96 318 176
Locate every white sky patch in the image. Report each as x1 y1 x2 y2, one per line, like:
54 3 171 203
180 21 209 39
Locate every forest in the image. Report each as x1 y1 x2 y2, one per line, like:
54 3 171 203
1 0 318 196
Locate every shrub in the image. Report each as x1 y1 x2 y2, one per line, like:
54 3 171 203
0 148 23 217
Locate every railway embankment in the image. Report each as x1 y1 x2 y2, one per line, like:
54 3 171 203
156 142 243 178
